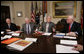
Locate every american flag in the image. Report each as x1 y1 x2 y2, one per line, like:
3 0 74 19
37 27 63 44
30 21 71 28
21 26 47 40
31 1 35 22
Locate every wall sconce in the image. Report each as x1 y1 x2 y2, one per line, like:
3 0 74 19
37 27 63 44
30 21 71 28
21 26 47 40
17 11 22 17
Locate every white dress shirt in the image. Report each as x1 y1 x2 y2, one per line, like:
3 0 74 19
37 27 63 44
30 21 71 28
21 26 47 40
46 23 49 32
26 24 31 34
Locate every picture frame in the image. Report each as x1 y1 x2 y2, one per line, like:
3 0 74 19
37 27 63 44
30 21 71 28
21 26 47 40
52 1 77 18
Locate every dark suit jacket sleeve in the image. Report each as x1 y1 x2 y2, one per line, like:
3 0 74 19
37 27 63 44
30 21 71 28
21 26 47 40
21 24 25 32
32 23 37 33
2 23 18 31
40 22 44 31
11 23 18 31
61 24 68 33
76 23 82 36
52 22 55 28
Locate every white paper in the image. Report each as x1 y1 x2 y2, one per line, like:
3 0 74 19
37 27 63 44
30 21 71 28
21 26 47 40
1 37 7 40
1 35 12 40
7 31 14 34
25 38 37 42
1 31 4 34
56 44 79 53
42 33 52 36
4 35 12 38
12 33 20 36
56 33 65 35
64 36 76 39
7 40 33 51
60 40 77 45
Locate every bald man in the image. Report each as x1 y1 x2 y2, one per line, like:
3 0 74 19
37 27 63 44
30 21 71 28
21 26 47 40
62 15 82 36
21 18 36 34
3 18 18 31
40 16 55 33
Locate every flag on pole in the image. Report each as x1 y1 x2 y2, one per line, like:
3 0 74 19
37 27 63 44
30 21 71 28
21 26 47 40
35 1 38 15
31 1 35 23
81 3 83 29
35 1 40 25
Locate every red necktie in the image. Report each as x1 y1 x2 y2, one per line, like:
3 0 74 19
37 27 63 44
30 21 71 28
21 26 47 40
69 25 71 32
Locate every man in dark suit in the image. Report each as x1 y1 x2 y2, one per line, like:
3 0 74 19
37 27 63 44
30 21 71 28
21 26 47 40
40 16 55 33
21 18 36 34
62 15 82 36
3 18 18 31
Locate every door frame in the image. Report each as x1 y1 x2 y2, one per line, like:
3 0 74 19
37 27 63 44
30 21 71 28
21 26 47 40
1 2 14 23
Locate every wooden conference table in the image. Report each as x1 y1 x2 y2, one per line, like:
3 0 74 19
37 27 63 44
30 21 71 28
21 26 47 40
1 32 83 53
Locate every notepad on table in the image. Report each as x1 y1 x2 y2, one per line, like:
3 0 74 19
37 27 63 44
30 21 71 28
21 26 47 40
7 40 33 51
1 37 6 40
1 31 4 34
56 44 79 53
7 31 14 34
12 33 20 36
42 33 52 36
64 36 76 39
1 35 12 40
56 33 65 36
25 38 37 42
60 40 77 45
4 35 12 38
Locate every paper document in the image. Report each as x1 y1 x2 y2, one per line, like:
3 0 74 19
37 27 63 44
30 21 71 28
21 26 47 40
25 38 37 42
4 35 12 38
1 35 12 40
1 37 7 40
7 40 33 51
64 36 76 39
60 40 77 45
56 44 79 53
42 33 52 36
56 33 65 35
1 31 4 34
12 33 20 36
7 31 14 34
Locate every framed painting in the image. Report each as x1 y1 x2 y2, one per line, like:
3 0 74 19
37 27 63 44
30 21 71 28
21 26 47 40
52 1 77 18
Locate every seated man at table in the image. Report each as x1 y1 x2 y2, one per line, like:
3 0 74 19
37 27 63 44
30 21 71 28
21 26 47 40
39 16 55 33
61 15 82 36
3 18 18 32
21 18 36 34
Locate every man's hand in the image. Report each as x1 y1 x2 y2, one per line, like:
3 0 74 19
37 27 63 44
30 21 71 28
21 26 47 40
66 32 77 37
72 44 83 51
52 28 55 32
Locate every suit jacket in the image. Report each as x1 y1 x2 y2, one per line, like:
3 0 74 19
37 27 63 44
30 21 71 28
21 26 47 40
40 22 55 33
3 23 18 31
21 23 36 34
61 21 82 36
